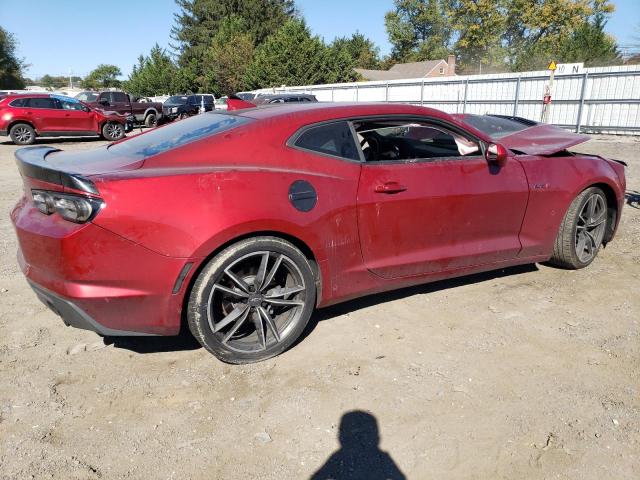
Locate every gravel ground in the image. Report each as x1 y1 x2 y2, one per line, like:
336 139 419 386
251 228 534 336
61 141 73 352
0 133 638 480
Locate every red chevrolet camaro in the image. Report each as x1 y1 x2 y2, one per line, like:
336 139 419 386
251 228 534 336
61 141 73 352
11 103 626 363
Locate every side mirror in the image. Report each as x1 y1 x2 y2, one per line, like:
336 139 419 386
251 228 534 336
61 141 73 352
486 143 508 167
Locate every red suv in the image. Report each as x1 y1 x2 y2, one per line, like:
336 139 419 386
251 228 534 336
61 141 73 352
0 94 133 145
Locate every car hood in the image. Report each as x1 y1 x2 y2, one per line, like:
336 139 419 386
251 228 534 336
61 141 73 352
498 124 590 155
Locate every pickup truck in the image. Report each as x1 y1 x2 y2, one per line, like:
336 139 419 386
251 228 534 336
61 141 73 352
76 91 163 127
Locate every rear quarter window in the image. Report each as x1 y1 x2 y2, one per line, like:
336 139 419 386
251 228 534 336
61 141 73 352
9 98 27 107
108 113 251 158
293 121 360 161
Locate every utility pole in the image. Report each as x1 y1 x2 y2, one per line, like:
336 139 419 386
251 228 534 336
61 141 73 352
541 60 556 123
68 68 73 90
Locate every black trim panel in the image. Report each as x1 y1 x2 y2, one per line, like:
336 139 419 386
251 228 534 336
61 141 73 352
39 130 99 137
15 146 99 194
29 281 157 337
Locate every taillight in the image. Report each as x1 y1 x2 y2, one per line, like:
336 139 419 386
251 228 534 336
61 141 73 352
31 189 103 223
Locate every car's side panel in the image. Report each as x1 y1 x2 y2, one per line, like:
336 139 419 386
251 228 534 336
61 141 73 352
357 156 529 278
516 154 624 258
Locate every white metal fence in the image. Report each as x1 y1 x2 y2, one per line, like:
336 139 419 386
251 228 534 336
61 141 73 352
257 65 640 135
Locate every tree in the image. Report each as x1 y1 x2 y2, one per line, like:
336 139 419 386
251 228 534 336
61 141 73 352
124 44 179 96
171 0 296 92
39 74 72 90
245 19 357 89
0 26 26 89
83 64 122 89
451 0 508 73
558 14 620 66
505 0 615 71
384 0 618 72
202 16 254 95
385 0 453 62
331 33 381 70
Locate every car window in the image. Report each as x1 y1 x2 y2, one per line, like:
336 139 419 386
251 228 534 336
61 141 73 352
25 97 58 109
354 119 480 162
76 92 98 102
461 114 531 138
59 99 86 111
9 98 27 107
108 113 251 158
166 96 188 105
111 92 128 103
204 95 214 104
293 121 360 161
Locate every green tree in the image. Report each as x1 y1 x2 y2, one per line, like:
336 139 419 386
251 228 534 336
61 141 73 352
245 19 357 89
202 16 254 95
171 0 296 92
451 0 508 73
331 32 381 69
558 14 620 66
505 0 615 70
384 0 453 62
124 44 178 96
83 64 122 89
39 74 70 90
0 26 26 89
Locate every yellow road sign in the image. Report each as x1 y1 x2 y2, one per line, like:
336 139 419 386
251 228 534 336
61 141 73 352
548 61 557 71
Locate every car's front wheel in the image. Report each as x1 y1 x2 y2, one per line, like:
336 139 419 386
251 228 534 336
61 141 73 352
101 122 125 141
550 186 608 269
9 123 36 145
187 237 316 363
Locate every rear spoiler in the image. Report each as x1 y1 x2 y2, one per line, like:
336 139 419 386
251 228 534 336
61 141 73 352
226 94 257 111
15 146 99 194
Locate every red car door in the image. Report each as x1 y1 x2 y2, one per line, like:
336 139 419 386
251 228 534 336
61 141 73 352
355 117 529 279
24 97 65 132
56 97 97 132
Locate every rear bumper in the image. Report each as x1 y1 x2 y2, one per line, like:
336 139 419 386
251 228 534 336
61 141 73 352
12 198 197 336
29 280 156 336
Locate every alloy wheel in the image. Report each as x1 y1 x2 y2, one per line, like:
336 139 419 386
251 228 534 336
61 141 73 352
206 251 307 353
13 126 33 144
575 192 607 263
105 123 123 140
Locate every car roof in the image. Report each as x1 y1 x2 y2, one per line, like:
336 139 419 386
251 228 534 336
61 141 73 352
3 93 51 100
227 102 490 141
234 101 450 122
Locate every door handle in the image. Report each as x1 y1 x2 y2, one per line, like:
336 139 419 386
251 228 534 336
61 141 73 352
375 182 407 194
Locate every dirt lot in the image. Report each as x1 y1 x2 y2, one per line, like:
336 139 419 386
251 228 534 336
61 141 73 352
0 133 638 480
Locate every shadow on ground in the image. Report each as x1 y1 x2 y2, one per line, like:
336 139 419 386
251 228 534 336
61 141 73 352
310 410 406 480
105 263 538 356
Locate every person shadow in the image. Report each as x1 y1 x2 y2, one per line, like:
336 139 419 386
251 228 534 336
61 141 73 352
310 410 406 480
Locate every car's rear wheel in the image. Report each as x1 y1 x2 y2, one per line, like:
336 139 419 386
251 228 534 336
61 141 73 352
144 113 157 127
550 186 608 269
187 237 316 364
102 122 125 141
9 123 36 145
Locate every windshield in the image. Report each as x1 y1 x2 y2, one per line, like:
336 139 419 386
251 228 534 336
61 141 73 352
108 113 251 158
165 95 189 105
76 92 98 102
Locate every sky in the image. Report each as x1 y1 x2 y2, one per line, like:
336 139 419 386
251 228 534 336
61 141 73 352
1 0 639 80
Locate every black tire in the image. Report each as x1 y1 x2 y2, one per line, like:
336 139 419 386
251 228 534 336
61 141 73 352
187 236 316 364
101 122 125 141
144 113 157 128
549 186 608 269
178 112 188 120
9 123 36 145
